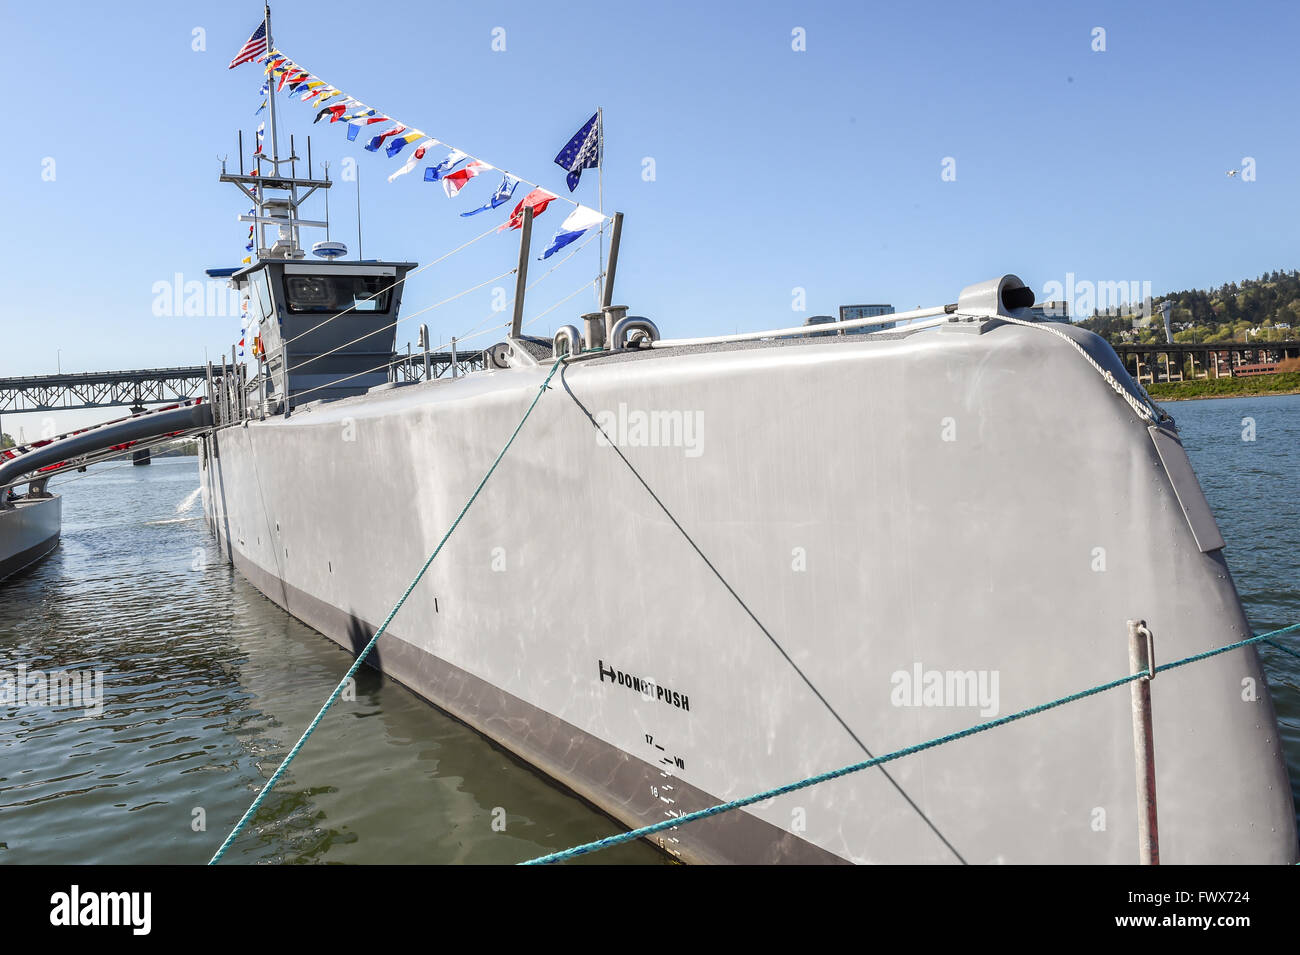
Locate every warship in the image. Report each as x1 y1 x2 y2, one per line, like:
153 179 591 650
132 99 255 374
177 13 1296 864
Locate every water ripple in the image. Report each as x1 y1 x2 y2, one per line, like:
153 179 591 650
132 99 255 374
0 458 661 864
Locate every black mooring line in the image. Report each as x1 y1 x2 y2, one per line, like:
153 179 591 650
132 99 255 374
558 364 967 864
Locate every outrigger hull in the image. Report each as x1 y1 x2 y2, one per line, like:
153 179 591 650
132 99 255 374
0 496 61 583
201 322 1297 864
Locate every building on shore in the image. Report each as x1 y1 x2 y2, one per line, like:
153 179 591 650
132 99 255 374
803 315 839 338
840 304 896 333
803 305 897 337
1027 300 1070 323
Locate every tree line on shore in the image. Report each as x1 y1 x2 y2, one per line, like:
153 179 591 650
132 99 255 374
1079 269 1300 345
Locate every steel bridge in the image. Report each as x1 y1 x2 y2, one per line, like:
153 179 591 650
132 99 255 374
0 367 210 414
0 351 489 419
1111 340 1300 383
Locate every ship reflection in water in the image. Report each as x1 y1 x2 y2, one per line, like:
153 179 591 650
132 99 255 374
0 458 662 864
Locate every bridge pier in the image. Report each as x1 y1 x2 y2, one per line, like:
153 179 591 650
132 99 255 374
131 406 151 465
1113 340 1300 383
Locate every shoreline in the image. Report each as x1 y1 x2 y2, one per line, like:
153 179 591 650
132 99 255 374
1142 370 1300 403
1149 388 1300 402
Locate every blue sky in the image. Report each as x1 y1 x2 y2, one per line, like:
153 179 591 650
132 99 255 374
1 0 1297 435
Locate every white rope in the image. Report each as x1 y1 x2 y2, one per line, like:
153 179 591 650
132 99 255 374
522 279 602 331
431 322 509 353
288 355 412 403
435 229 605 350
417 277 600 364
287 349 471 403
293 276 603 400
266 49 605 219
995 316 1163 423
392 270 517 333
264 211 603 397
276 224 500 351
4 429 211 492
43 457 143 490
284 269 516 376
258 196 600 380
283 275 602 401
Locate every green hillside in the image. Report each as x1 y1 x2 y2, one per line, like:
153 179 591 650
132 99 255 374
1077 270 1300 346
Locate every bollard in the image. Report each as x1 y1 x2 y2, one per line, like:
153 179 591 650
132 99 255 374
582 311 605 350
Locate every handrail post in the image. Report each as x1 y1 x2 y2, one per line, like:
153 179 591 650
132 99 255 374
219 356 228 426
419 323 431 380
1128 619 1160 865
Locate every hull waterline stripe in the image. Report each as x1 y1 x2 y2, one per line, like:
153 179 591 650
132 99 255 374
207 358 566 865
521 621 1300 864
0 531 59 582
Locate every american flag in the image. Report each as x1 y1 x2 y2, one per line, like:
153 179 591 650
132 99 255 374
228 22 268 69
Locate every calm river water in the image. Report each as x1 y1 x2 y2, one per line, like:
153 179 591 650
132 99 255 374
1 394 1297 863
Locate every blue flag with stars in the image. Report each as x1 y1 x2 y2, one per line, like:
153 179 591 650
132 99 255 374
553 111 601 192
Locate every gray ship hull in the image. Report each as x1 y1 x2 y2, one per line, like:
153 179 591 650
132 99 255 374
0 496 61 582
201 323 1298 864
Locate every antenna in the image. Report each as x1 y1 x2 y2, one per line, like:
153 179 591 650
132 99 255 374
323 160 330 241
219 153 228 174
259 2 281 257
263 3 280 165
219 5 334 264
356 166 363 261
289 133 299 251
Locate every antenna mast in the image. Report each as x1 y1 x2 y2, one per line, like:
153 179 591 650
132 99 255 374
252 4 280 255
597 106 604 305
263 3 282 167
223 5 335 265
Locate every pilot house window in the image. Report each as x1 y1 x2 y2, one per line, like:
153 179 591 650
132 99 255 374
282 274 392 314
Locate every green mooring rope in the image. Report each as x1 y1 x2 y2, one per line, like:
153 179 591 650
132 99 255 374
208 358 565 865
203 351 1300 866
520 620 1300 865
